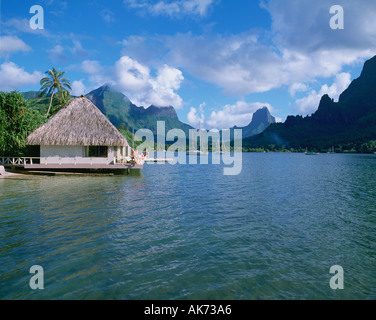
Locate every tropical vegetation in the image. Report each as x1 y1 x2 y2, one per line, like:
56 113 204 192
40 67 72 117
0 91 46 156
2 55 376 157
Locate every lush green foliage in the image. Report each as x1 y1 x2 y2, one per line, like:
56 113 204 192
57 90 73 108
0 91 47 156
118 125 160 151
23 90 73 119
118 125 135 147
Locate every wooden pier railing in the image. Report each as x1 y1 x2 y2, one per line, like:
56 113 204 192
0 157 41 167
0 157 143 170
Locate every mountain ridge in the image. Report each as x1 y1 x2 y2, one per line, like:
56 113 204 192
243 55 376 152
85 85 192 135
232 107 276 139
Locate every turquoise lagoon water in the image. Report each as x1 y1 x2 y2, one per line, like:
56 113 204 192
0 153 376 300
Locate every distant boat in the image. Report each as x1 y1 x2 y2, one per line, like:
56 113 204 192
214 136 228 154
187 150 209 156
327 146 335 154
187 122 209 156
305 148 319 155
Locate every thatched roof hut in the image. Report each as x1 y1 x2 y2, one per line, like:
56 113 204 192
26 97 129 147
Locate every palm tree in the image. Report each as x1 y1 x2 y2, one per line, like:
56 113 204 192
57 90 72 109
40 68 71 117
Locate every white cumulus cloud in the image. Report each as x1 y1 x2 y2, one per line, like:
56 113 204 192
187 102 206 127
0 36 31 57
295 72 352 115
124 0 215 17
71 80 86 97
115 56 153 93
0 62 42 91
205 101 275 130
289 82 309 97
115 56 184 108
165 32 373 96
161 0 376 97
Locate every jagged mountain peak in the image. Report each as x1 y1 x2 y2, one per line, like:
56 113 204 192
252 107 276 124
88 84 131 103
231 107 277 138
243 54 376 151
146 105 178 119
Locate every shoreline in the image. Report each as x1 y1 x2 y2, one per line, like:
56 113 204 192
0 171 30 179
0 169 117 178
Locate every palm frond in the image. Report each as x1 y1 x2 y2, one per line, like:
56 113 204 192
39 67 72 117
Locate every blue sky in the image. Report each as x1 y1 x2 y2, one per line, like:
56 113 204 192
1 0 376 129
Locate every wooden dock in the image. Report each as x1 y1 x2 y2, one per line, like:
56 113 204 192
0 157 143 174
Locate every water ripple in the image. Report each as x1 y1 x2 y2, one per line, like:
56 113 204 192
1 154 376 299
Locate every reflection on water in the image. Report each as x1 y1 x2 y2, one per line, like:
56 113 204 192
0 153 376 299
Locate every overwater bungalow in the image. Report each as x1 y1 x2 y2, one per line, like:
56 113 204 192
20 97 143 173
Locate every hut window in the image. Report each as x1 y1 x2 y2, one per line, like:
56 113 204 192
85 146 108 158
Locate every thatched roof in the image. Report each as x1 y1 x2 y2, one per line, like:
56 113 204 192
26 97 129 147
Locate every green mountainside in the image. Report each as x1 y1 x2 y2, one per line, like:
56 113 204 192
23 55 376 154
23 85 193 136
85 85 193 135
243 55 376 153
